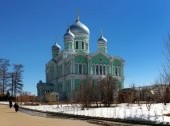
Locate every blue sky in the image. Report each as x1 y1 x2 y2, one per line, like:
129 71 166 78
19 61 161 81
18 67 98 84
0 0 170 95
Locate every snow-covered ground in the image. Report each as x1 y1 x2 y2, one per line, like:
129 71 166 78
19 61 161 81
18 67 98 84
1 101 170 123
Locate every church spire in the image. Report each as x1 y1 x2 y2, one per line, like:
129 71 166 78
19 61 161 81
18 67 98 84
75 9 80 22
76 15 80 22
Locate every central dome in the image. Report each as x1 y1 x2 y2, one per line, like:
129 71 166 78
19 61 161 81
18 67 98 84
69 16 90 35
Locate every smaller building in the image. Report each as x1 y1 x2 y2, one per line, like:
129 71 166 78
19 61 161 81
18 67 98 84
37 80 54 102
118 84 170 103
21 91 32 96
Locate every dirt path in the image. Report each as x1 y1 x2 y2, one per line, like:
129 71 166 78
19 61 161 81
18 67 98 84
0 105 98 126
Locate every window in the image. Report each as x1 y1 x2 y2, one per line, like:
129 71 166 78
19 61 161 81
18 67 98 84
82 41 84 49
67 65 70 75
115 67 118 76
76 41 78 49
79 64 82 74
100 65 102 75
75 64 78 74
96 65 99 75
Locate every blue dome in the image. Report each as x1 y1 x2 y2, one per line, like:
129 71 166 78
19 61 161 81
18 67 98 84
64 29 75 40
98 35 107 43
52 42 61 50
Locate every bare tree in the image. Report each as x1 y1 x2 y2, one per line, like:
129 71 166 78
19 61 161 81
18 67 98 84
99 75 119 107
10 64 24 98
92 79 101 107
155 34 170 104
162 34 170 83
0 58 10 94
78 76 94 108
76 75 119 108
153 78 170 104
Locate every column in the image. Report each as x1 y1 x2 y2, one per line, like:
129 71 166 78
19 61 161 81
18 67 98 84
73 59 75 74
102 65 103 75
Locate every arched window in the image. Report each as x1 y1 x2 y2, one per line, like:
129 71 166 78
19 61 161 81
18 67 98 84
75 64 78 74
79 64 82 74
96 65 99 75
100 65 102 75
115 67 118 76
76 41 78 49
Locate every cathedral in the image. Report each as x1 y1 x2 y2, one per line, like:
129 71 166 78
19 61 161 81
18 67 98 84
37 16 124 101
